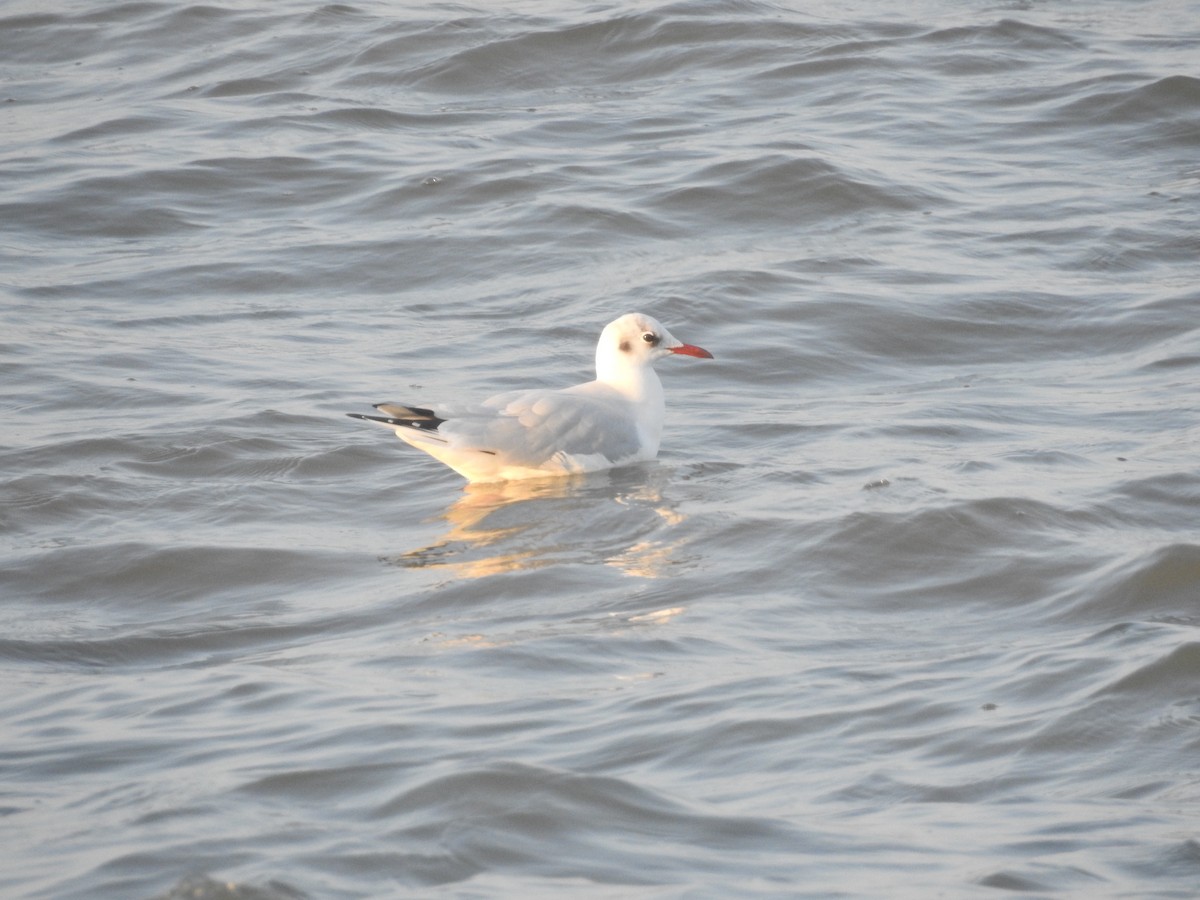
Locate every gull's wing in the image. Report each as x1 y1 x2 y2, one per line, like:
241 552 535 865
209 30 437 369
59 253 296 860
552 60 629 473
448 387 644 468
349 386 647 479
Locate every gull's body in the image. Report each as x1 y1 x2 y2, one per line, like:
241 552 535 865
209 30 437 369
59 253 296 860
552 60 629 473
348 313 712 483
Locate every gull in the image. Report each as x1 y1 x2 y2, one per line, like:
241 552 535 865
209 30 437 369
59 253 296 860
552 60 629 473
348 312 713 483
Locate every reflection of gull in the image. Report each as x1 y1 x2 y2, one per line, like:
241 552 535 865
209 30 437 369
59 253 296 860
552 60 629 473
605 540 680 579
384 470 691 580
348 313 712 483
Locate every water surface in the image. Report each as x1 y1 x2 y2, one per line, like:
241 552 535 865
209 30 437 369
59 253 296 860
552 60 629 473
2 1 1199 897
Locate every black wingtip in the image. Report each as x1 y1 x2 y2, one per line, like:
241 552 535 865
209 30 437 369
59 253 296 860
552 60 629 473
348 411 443 431
374 403 440 419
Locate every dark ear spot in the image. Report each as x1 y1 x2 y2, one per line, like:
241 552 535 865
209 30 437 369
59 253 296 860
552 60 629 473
619 339 631 352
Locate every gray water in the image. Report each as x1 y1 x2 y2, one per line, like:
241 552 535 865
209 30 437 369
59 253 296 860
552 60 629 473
2 1 1199 898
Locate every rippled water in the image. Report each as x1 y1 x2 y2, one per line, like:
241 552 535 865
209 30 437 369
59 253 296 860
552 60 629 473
3 1 1199 898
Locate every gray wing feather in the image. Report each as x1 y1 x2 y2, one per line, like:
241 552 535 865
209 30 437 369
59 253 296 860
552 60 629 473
442 389 641 467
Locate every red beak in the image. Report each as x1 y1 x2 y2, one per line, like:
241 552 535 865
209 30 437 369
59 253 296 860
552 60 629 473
670 343 714 359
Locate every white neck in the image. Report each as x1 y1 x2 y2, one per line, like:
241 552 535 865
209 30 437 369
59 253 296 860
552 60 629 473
596 355 666 455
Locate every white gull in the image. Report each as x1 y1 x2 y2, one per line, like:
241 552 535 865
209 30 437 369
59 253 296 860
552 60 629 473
348 312 713 483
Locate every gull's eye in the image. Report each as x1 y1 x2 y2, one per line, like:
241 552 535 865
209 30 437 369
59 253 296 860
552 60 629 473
642 332 660 346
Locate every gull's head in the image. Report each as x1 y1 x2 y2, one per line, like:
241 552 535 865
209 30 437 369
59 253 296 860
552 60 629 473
596 313 713 382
